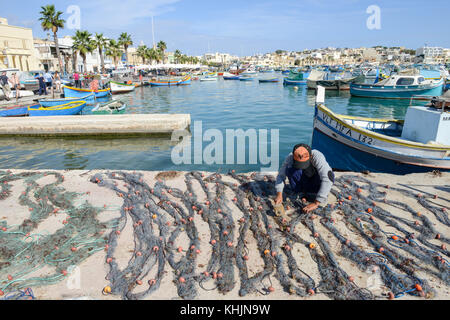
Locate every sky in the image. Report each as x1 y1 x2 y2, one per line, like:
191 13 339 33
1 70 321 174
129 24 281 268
2 0 449 56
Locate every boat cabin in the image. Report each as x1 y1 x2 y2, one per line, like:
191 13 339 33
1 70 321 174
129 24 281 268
374 75 432 87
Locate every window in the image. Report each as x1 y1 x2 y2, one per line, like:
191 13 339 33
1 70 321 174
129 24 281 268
418 77 425 83
396 77 414 86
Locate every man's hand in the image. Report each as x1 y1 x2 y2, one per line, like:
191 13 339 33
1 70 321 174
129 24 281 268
275 192 283 205
302 200 320 214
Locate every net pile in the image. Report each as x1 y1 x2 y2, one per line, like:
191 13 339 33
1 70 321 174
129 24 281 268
88 171 449 300
1 170 448 300
0 170 115 298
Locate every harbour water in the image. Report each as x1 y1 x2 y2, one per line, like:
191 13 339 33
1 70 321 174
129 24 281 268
0 75 423 172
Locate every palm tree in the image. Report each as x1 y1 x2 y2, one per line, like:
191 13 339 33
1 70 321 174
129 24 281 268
136 45 148 64
174 49 182 64
118 33 133 65
72 30 94 73
105 40 123 68
93 33 109 73
39 5 65 73
157 41 167 63
145 47 159 65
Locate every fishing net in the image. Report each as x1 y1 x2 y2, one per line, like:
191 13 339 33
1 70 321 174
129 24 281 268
1 170 448 300
0 170 115 298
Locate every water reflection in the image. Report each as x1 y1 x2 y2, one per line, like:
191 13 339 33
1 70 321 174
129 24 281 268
0 78 420 171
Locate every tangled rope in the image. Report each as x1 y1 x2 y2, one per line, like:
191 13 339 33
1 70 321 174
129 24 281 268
1 170 448 300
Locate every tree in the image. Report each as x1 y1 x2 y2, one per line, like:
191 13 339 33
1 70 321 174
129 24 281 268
93 33 109 73
105 39 123 68
174 49 182 64
39 4 65 73
157 41 167 63
118 33 133 65
136 45 148 64
72 30 94 73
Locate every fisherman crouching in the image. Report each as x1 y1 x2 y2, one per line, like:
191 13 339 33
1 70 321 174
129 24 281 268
275 143 334 213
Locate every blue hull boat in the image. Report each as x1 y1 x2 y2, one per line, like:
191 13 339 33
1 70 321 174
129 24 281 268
63 86 111 99
0 105 31 117
39 93 95 107
239 77 254 81
259 78 279 83
283 78 307 85
350 76 444 99
223 76 241 80
28 101 86 116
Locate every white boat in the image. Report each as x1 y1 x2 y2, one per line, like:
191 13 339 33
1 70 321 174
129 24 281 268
200 76 218 82
109 81 136 94
311 86 450 174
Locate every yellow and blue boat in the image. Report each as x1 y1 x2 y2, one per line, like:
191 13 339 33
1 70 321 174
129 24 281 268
63 85 111 99
38 93 95 107
311 91 450 174
28 101 86 117
148 76 192 86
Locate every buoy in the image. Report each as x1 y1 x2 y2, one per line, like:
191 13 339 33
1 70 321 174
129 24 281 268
268 286 275 292
179 277 186 283
136 251 142 256
348 196 352 200
309 243 316 249
308 289 315 295
388 292 395 300
414 284 422 291
0 290 3 296
106 258 113 263
314 232 319 238
227 241 233 247
348 276 354 282
264 249 270 255
367 208 373 214
148 279 156 286
177 247 183 253
392 236 399 241
7 275 13 281
243 255 249 261
136 280 143 285
203 271 209 277
211 239 216 245
379 247 385 253
103 286 112 294
435 234 441 239
153 246 159 252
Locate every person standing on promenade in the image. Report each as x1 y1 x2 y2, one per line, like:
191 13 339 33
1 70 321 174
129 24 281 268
9 72 21 101
0 72 11 101
73 71 80 88
54 71 62 93
35 73 47 96
275 143 334 214
44 71 53 95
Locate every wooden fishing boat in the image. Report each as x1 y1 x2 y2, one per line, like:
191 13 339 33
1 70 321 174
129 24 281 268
223 73 240 80
91 100 127 114
28 101 86 117
148 76 192 86
283 71 308 85
259 78 279 83
63 85 111 99
200 76 218 82
240 76 255 81
38 93 95 107
311 87 450 174
350 74 444 99
110 81 136 94
307 70 357 90
0 105 30 117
